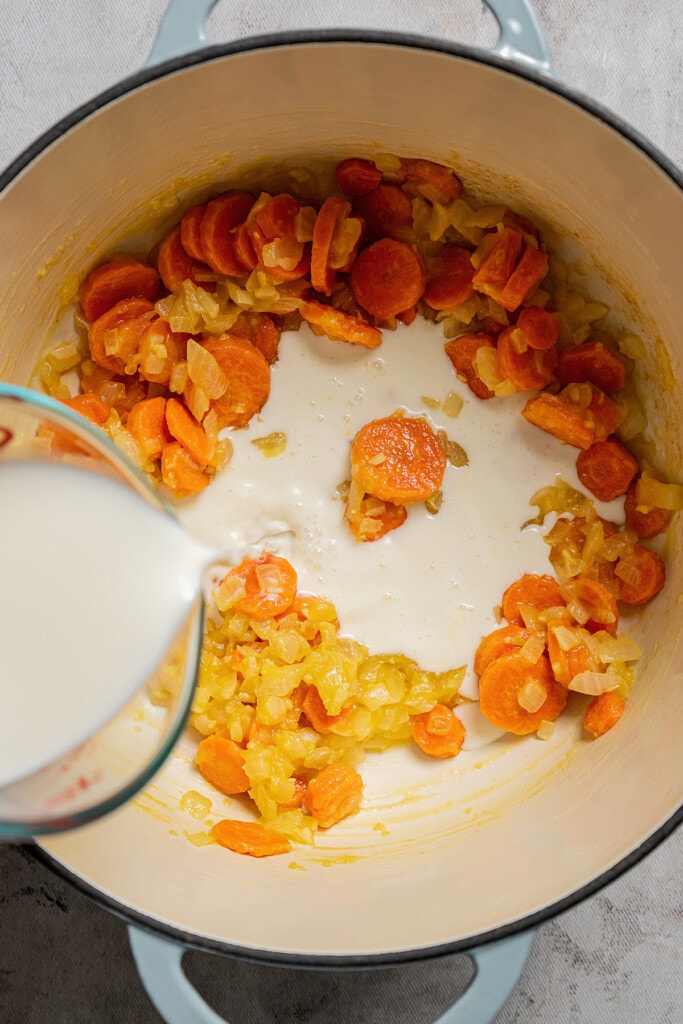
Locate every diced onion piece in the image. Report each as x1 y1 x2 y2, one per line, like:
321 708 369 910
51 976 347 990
46 341 81 372
261 238 304 272
442 391 464 418
185 383 210 422
474 346 516 397
517 679 547 713
215 437 233 470
536 604 574 626
618 332 647 359
592 633 642 665
537 719 556 741
635 470 683 511
519 604 543 629
187 339 228 400
104 327 124 356
363 496 387 517
295 206 317 243
329 217 362 270
99 380 126 406
519 633 546 664
425 490 443 516
255 562 285 596
169 360 188 394
214 574 247 612
568 671 620 696
345 478 365 523
251 432 287 458
358 517 384 538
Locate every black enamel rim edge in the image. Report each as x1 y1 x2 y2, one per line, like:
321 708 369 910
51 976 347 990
9 27 683 966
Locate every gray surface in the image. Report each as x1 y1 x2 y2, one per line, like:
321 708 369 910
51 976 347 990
0 2 682 1022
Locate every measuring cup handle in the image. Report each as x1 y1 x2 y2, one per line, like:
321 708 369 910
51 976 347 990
146 0 554 74
128 924 535 1024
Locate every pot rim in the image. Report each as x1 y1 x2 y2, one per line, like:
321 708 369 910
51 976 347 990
10 28 683 965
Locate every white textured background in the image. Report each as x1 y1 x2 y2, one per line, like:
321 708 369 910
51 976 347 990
0 2 681 1023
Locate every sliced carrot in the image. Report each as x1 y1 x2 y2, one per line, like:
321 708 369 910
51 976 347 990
478 651 568 735
179 204 208 262
79 256 160 323
277 775 308 810
474 624 534 676
199 336 271 428
471 228 523 300
196 734 250 795
350 415 447 504
199 192 255 276
583 691 626 738
300 299 382 349
223 553 298 620
303 763 363 829
346 495 407 542
496 324 557 391
311 196 352 294
157 225 211 292
349 238 426 318
556 340 627 393
501 573 565 626
411 703 466 759
615 546 666 605
138 318 188 385
301 686 352 734
232 221 259 272
160 441 211 498
165 396 215 467
336 157 382 197
443 333 496 400
352 183 414 240
63 393 111 426
496 244 548 312
513 306 559 351
567 577 619 634
623 478 672 539
254 193 301 241
87 297 155 374
521 392 596 449
398 158 462 203
127 396 171 459
575 439 639 502
230 312 281 364
210 819 291 857
546 619 597 686
423 246 475 310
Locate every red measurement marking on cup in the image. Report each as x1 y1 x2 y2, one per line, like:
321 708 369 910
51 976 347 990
0 426 13 449
44 769 104 807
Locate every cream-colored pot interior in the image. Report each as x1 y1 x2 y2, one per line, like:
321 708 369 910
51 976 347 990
2 40 682 959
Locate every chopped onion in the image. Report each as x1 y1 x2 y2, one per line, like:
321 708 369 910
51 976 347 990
537 719 555 741
261 238 303 272
591 634 642 665
517 680 547 713
255 563 285 595
635 470 683 511
169 360 188 394
442 391 464 418
214 574 247 613
329 217 362 269
187 339 228 399
519 633 546 664
568 671 620 696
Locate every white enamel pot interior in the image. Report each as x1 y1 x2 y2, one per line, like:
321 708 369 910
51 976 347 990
1 34 682 963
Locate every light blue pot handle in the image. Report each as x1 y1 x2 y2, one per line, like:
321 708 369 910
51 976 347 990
128 924 535 1024
145 0 554 76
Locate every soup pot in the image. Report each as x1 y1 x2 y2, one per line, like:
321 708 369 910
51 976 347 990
1 1 681 1021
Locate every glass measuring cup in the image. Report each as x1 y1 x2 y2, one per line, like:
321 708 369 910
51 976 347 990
0 383 206 838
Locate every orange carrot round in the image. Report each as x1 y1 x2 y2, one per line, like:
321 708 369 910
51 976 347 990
474 624 533 676
230 312 281 364
300 299 382 349
346 496 407 542
546 620 597 686
87 297 155 373
254 193 301 240
127 396 171 459
160 441 211 498
336 157 382 196
157 225 211 292
398 158 462 203
310 196 352 294
411 703 466 758
496 324 557 391
423 246 475 310
583 691 626 738
199 192 255 276
199 336 270 428
350 415 447 503
223 553 298 620
616 546 666 605
478 651 568 735
350 238 426 318
63 393 111 426
576 439 639 502
471 228 523 299
352 183 413 240
210 819 291 857
624 478 672 538
79 256 160 323
569 577 619 634
301 686 352 734
196 734 250 795
303 762 363 829
501 573 565 626
165 396 215 467
444 333 496 400
232 221 259 272
496 244 548 312
138 319 188 385
521 393 595 449
514 306 559 351
556 340 627 393
179 203 208 262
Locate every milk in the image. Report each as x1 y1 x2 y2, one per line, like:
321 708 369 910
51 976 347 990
0 461 211 787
